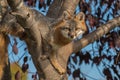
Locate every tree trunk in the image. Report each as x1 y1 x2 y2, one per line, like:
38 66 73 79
1 61 11 80
47 0 79 18
0 0 11 80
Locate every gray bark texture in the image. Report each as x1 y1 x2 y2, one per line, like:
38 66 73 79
0 0 120 80
0 0 11 80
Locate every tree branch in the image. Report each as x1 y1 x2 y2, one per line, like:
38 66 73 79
46 0 64 18
47 0 80 18
7 0 24 11
0 0 8 21
0 0 12 80
58 0 80 16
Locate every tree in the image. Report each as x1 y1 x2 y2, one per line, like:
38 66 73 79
0 0 120 80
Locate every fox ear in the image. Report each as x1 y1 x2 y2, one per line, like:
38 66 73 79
62 11 71 20
76 12 85 20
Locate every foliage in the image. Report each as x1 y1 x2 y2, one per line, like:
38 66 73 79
10 62 27 80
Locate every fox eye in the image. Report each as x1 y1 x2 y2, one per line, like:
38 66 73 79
75 27 80 30
61 26 69 30
60 27 63 29
27 13 30 18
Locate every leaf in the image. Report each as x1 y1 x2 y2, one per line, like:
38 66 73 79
39 0 45 9
107 56 112 61
108 40 115 48
115 51 120 64
15 70 21 80
40 0 44 3
84 52 91 64
89 16 96 27
67 66 71 75
103 68 112 79
111 65 118 75
114 76 118 80
47 0 51 6
79 1 88 13
111 31 118 39
28 0 32 6
76 52 84 65
12 42 18 55
22 63 29 73
93 57 101 65
24 47 27 51
32 74 37 80
71 55 77 64
73 69 80 79
115 36 120 48
97 7 101 17
100 37 106 45
23 0 35 6
14 38 18 45
23 56 28 63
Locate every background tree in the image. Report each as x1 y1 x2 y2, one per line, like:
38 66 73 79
0 0 120 80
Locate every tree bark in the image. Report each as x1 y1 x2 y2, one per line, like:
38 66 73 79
0 0 8 22
47 0 80 18
1 61 11 80
46 0 64 18
0 0 11 80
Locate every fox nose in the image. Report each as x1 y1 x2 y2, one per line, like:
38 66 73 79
68 32 75 38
